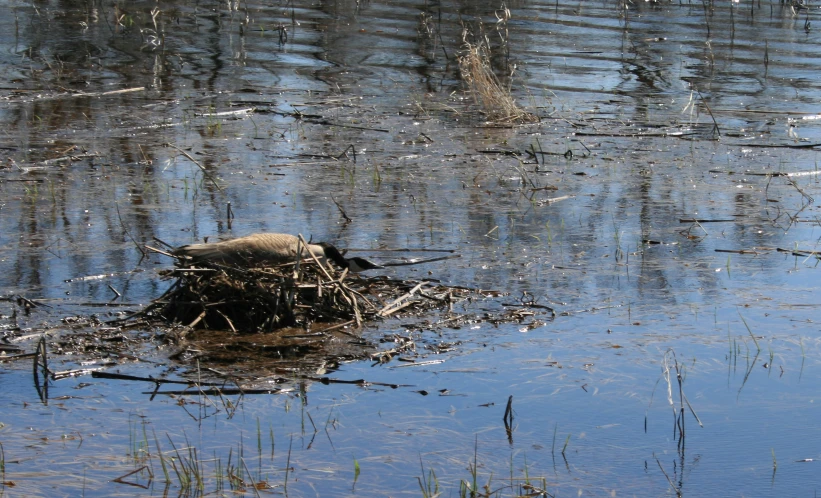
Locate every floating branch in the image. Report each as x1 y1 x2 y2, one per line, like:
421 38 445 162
381 254 462 268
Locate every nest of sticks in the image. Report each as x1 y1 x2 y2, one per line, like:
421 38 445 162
141 257 466 333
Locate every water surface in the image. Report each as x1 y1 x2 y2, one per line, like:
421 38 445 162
2 0 821 496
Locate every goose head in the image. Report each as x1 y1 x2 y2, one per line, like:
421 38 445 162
318 242 382 272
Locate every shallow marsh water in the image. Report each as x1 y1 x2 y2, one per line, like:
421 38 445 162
3 0 821 496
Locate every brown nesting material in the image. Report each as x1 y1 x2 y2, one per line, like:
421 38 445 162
141 258 465 334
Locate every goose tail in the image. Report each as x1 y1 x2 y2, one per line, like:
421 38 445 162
174 243 234 263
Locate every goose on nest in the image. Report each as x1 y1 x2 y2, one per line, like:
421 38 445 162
172 233 382 272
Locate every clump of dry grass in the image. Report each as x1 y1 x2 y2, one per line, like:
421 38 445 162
458 13 537 125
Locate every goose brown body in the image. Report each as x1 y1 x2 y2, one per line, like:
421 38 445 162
173 233 325 266
173 233 382 272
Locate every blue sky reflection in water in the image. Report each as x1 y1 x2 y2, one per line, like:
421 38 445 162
2 0 821 496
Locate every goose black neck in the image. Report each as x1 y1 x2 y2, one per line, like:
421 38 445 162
318 242 349 269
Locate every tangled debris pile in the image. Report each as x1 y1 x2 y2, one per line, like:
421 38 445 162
138 258 470 334
2 260 556 387
2 245 558 386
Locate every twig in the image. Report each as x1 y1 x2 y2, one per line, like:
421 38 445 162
331 196 352 223
195 108 256 118
503 395 514 426
91 371 222 386
145 245 176 259
147 388 287 396
108 284 122 300
40 152 101 165
783 175 814 203
16 295 48 308
113 465 150 487
14 86 144 103
240 457 263 498
378 282 427 317
152 236 176 250
317 320 357 335
297 234 334 281
216 310 237 333
165 142 224 191
52 368 103 380
305 119 389 133
695 87 721 138
33 336 49 403
381 254 461 267
188 310 207 328
725 141 821 149
543 195 573 205
115 202 146 257
682 392 704 428
714 248 764 254
336 144 357 163
654 454 681 497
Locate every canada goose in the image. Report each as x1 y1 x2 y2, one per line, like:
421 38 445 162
173 233 382 272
